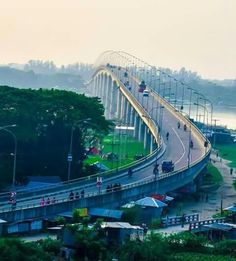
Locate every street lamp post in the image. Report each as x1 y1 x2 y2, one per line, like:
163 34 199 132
194 102 209 136
0 125 17 187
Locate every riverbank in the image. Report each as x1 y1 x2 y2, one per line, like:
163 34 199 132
168 152 236 220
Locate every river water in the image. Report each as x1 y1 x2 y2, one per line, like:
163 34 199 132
213 106 236 130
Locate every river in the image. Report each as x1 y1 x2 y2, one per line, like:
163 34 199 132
213 106 236 130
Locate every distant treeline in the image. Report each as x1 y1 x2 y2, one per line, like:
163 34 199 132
0 66 85 93
3 60 236 106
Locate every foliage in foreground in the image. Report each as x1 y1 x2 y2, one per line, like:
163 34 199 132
2 228 236 260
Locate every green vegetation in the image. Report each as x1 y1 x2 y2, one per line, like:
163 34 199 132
216 144 236 168
0 237 61 261
2 228 236 260
0 86 112 187
84 134 148 170
203 163 223 186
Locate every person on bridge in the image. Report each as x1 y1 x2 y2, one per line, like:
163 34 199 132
46 197 51 205
40 197 45 206
80 190 85 198
69 191 74 200
128 168 133 178
190 140 193 149
166 132 169 140
153 164 159 180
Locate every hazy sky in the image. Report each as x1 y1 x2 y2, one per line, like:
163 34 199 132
1 0 235 79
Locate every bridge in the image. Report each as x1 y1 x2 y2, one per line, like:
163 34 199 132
0 51 211 225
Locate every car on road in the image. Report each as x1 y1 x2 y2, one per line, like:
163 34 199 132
143 89 149 97
161 160 174 173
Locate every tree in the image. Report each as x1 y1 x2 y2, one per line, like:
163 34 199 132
0 86 112 185
66 218 109 260
0 238 51 261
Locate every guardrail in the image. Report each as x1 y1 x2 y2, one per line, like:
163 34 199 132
0 151 209 214
189 218 225 231
162 213 199 227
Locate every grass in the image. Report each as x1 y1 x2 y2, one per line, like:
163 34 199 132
203 163 223 186
216 143 236 168
84 133 148 170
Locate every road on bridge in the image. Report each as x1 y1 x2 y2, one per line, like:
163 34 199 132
0 65 207 212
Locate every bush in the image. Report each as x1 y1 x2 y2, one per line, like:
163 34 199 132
213 240 236 257
166 232 209 253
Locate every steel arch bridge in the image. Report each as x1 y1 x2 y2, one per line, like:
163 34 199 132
0 51 211 224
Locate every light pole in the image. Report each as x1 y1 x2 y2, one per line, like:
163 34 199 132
0 124 17 187
199 97 213 140
194 102 209 137
67 118 91 181
187 87 195 120
212 119 220 148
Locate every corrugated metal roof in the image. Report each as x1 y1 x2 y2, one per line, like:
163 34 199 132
89 208 123 219
0 219 6 224
224 205 236 212
101 222 142 229
135 197 167 208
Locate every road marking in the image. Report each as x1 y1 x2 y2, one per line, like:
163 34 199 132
172 127 186 164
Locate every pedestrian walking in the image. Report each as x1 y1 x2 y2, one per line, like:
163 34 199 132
230 168 233 175
75 192 80 199
40 197 45 206
69 191 74 200
46 197 51 205
80 190 85 198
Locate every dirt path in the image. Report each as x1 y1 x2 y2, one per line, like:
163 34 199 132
168 152 236 220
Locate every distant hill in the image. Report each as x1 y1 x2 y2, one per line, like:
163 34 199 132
0 66 85 93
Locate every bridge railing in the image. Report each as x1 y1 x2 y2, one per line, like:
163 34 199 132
0 151 209 213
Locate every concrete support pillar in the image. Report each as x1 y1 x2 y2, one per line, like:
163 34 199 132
149 135 154 153
133 113 139 139
122 98 127 124
111 81 118 119
138 117 145 142
144 125 148 149
126 101 131 124
99 74 103 99
105 75 110 118
130 107 135 127
116 90 121 120
120 95 125 124
95 75 100 97
101 74 106 104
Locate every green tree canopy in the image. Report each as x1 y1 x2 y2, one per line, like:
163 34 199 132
0 86 112 186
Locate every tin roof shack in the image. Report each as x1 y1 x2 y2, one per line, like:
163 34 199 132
88 208 123 221
101 222 144 245
6 219 43 235
224 204 236 223
134 197 167 224
193 223 236 241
